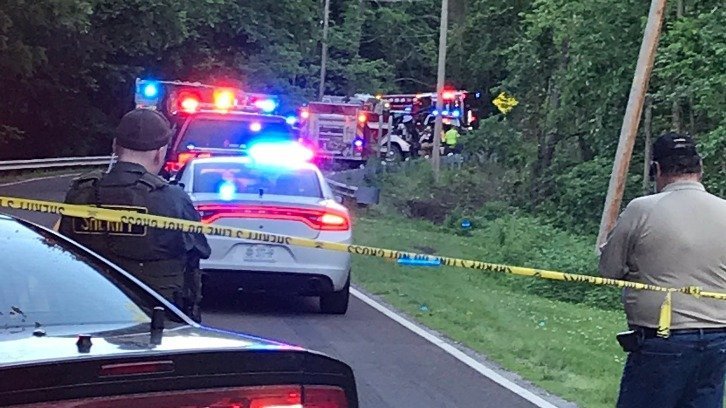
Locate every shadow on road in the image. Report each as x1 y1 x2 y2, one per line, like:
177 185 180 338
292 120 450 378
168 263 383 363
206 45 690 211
201 291 322 316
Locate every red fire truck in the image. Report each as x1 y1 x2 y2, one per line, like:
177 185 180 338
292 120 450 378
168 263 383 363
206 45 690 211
296 94 384 168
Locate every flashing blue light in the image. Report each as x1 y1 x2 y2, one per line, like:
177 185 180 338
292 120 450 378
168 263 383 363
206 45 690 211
250 122 262 132
247 141 314 165
432 110 439 116
186 143 196 150
452 110 461 117
254 99 277 113
218 181 236 201
143 83 159 98
461 219 471 229
443 110 450 116
353 138 364 148
286 116 297 125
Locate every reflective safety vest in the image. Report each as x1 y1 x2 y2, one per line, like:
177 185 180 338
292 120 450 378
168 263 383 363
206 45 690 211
444 128 459 146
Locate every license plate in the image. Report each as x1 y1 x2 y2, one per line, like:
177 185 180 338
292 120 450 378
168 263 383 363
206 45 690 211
243 245 275 262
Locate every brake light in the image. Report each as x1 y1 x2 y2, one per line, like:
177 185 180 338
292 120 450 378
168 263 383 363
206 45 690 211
21 385 348 407
99 361 174 377
357 113 366 123
197 205 350 231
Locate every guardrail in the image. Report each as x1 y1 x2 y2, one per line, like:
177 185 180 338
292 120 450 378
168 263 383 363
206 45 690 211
0 156 113 171
0 156 371 205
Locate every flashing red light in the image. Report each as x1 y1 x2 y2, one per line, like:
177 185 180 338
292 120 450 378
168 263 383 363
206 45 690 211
178 93 200 113
197 205 350 231
442 90 456 100
300 108 310 120
213 89 236 111
357 113 367 123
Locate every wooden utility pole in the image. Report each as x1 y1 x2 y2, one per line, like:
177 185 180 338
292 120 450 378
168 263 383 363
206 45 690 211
431 0 449 178
596 0 668 250
642 95 654 194
319 0 331 100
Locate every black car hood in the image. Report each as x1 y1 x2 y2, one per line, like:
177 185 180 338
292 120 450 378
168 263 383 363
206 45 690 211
0 325 300 368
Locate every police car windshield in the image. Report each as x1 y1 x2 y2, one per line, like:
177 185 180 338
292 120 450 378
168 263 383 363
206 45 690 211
178 118 293 151
0 219 158 332
192 162 322 198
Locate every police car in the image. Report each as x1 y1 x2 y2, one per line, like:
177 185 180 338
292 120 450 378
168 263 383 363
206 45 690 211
133 79 298 177
174 141 353 314
0 213 358 407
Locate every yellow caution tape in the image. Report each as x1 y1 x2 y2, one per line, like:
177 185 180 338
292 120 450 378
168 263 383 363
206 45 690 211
2 195 726 336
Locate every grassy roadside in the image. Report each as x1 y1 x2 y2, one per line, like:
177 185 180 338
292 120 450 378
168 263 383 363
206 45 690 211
351 215 626 408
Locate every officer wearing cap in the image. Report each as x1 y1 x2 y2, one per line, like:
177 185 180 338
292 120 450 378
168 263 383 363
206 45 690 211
599 132 726 407
59 108 211 322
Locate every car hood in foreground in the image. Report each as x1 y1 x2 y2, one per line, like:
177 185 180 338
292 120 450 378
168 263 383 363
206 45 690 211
0 324 300 367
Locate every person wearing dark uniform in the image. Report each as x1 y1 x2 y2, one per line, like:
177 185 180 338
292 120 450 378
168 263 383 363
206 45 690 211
58 108 211 322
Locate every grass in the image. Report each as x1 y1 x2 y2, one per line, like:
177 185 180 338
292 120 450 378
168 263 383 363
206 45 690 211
350 215 627 408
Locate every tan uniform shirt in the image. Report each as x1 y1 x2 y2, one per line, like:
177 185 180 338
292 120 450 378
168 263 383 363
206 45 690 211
599 181 726 329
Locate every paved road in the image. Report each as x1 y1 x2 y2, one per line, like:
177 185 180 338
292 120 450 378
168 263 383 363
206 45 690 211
0 174 557 408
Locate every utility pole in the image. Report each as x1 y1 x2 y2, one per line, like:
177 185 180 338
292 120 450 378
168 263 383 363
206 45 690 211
431 0 448 178
596 0 668 250
319 0 331 100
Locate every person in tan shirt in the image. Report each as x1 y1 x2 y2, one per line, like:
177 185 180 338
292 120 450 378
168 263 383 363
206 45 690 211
599 132 726 408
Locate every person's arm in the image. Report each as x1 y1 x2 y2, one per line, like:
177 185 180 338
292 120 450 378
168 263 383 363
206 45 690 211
598 200 643 279
174 188 212 259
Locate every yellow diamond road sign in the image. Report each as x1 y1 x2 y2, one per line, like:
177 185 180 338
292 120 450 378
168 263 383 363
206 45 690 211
493 92 518 114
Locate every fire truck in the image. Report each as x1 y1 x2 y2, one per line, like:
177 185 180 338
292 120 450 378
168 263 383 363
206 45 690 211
373 89 480 160
134 79 296 176
296 94 383 169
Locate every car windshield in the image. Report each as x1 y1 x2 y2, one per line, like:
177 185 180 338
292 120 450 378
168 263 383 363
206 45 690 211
0 219 156 332
192 162 323 198
178 118 294 152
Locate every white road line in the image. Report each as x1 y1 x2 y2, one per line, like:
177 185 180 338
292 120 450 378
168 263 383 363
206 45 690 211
350 287 562 408
0 173 79 188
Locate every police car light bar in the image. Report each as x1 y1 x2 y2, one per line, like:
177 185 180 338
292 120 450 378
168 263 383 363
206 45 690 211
134 78 280 115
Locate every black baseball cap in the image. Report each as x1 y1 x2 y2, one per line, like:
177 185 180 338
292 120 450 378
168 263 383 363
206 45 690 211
115 108 174 151
652 132 699 162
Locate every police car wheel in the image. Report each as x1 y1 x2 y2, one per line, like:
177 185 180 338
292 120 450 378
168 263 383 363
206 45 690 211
320 274 350 315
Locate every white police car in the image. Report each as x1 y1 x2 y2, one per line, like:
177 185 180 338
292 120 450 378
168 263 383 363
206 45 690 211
175 142 352 314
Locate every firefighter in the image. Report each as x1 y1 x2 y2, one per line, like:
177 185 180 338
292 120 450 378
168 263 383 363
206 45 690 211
58 108 211 322
442 120 460 155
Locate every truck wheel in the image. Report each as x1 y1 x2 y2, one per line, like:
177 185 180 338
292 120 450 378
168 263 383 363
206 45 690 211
386 144 404 162
320 275 350 314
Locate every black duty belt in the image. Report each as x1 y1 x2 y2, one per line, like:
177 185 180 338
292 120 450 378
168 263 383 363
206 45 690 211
635 326 726 339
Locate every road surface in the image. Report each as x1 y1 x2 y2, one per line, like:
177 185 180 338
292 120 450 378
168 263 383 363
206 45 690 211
0 174 567 408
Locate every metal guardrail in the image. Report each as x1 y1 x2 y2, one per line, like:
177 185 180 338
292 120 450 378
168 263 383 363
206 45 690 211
0 156 112 171
0 156 369 205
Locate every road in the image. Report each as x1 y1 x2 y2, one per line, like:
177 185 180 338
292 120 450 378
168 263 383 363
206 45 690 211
0 174 565 408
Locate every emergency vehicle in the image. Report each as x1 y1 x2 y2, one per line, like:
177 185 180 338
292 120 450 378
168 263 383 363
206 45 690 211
296 94 381 168
379 89 480 129
133 79 296 177
374 90 475 160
